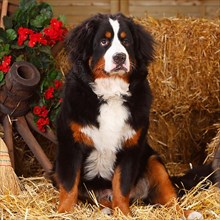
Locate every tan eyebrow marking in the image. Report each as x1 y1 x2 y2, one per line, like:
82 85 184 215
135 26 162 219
120 32 126 39
105 31 112 38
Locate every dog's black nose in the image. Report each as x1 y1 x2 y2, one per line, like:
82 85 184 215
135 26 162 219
113 53 126 65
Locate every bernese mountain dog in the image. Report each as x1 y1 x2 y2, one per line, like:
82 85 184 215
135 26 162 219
55 13 220 219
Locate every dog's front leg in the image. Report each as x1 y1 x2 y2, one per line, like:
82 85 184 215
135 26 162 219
56 141 84 213
112 166 131 216
111 129 145 216
58 169 81 213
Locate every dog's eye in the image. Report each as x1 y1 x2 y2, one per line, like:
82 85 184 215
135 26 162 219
122 38 129 46
100 38 110 47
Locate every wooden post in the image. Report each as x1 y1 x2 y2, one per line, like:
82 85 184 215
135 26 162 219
120 0 129 15
0 0 8 29
15 116 52 174
110 0 120 13
25 112 57 145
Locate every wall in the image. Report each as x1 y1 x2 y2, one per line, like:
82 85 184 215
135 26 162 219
40 0 220 24
1 0 219 24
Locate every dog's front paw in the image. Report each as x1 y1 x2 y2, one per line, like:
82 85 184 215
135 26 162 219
188 211 204 220
183 211 204 220
101 207 112 215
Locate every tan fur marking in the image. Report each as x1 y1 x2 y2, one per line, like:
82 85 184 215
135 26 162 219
92 58 129 82
112 167 131 216
105 31 112 39
58 170 80 212
124 129 142 148
70 122 93 146
99 199 112 209
89 57 92 67
147 155 177 205
93 58 108 79
147 156 197 218
120 31 126 39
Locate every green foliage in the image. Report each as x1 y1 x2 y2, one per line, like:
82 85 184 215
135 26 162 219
30 3 53 29
0 44 10 59
0 71 4 82
3 16 13 29
6 29 17 41
0 28 8 42
11 0 53 31
58 15 66 25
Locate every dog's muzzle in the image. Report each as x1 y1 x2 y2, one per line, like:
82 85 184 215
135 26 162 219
111 52 128 74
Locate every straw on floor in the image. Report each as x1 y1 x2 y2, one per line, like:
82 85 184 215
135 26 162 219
0 177 219 219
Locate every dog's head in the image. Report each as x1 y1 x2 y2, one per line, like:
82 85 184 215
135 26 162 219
66 13 154 79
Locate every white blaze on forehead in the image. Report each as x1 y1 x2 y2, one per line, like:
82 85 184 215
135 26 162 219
104 18 130 73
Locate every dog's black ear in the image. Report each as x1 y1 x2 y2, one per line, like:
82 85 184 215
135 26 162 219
65 14 102 63
129 20 155 66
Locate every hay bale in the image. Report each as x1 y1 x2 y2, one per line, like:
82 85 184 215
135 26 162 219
135 17 220 164
57 17 220 165
205 123 220 163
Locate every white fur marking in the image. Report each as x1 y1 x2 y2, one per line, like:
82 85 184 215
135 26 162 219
101 207 112 215
187 211 204 220
91 76 130 100
104 19 130 73
82 78 135 180
84 150 116 180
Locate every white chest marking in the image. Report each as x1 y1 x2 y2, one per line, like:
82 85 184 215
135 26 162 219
104 19 130 73
82 78 136 180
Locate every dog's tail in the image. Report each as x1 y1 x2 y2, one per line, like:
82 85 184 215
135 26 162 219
171 144 220 196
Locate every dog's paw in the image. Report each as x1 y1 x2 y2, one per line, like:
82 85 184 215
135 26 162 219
101 207 112 215
181 210 204 220
97 189 113 201
187 211 204 220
